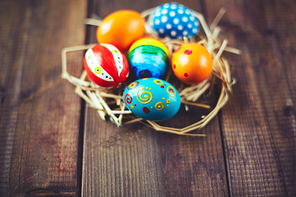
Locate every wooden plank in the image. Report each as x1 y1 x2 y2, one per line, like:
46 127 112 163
82 0 229 196
204 0 296 196
0 0 86 196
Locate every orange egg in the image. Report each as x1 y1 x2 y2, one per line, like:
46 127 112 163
97 10 145 51
171 43 213 84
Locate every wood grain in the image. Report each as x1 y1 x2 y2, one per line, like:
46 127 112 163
81 0 229 196
2 0 295 196
0 0 86 196
204 0 296 196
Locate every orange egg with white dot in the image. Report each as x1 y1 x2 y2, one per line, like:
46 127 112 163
171 43 213 84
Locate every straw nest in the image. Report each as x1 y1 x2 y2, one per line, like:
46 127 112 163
61 7 240 136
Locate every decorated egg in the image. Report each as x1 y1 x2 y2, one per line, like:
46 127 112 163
97 10 145 51
83 44 129 89
172 43 213 84
123 78 181 121
128 37 169 79
149 3 200 39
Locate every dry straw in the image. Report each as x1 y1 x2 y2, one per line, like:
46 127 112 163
62 7 240 136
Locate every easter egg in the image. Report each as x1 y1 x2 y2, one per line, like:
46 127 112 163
128 37 169 79
83 44 129 89
123 78 181 121
172 43 213 84
97 10 145 51
149 3 200 39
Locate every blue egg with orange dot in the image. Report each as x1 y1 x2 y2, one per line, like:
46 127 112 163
149 3 200 39
123 78 181 121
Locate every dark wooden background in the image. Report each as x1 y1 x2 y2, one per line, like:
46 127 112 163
1 0 295 196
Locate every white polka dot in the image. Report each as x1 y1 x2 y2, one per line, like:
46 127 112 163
178 9 184 14
185 9 191 15
188 24 192 28
194 21 198 26
190 16 195 21
183 31 188 36
192 28 198 33
171 4 177 9
161 16 168 23
171 30 177 36
161 9 168 15
163 3 169 8
173 18 179 24
155 12 161 17
182 17 188 22
155 7 161 13
169 11 176 17
159 28 164 33
150 16 154 24
166 23 172 29
155 19 160 25
178 25 183 30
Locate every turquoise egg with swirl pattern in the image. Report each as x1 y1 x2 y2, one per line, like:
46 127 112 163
123 78 181 121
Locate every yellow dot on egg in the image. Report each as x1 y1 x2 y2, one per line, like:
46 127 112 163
166 99 171 104
131 105 135 109
162 97 165 100
146 87 149 89
151 106 153 109
166 105 169 107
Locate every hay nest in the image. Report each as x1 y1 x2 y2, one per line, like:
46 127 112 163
61 7 240 136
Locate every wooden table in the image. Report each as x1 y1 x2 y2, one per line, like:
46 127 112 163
1 0 295 196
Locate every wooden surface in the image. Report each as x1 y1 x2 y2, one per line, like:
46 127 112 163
0 0 87 196
0 0 295 197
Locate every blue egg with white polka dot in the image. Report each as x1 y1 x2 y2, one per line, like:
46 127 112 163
149 3 200 39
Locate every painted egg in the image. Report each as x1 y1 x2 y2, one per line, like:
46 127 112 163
97 10 146 51
83 44 129 89
128 37 169 79
172 43 213 84
123 78 181 121
149 3 200 39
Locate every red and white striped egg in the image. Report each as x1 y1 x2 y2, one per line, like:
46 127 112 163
83 44 129 89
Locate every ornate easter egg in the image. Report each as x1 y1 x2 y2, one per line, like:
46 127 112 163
172 43 213 84
83 44 129 89
149 3 200 39
123 78 181 121
128 37 169 79
97 10 145 51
